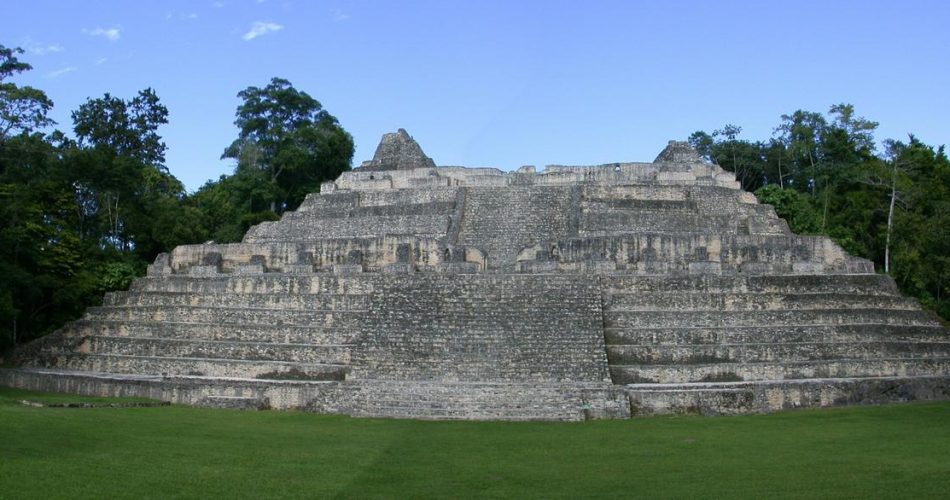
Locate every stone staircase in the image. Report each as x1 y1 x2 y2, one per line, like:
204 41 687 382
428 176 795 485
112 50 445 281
311 381 629 421
600 274 950 414
244 187 460 243
11 274 366 406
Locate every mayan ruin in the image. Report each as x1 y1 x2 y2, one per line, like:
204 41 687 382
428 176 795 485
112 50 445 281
2 130 948 420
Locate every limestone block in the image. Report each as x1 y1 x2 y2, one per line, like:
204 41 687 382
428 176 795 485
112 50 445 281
332 264 364 275
792 262 825 274
738 262 774 274
846 258 874 273
519 261 558 273
434 262 480 274
382 263 415 273
739 192 758 204
233 264 265 275
147 263 172 277
282 264 314 274
188 265 220 277
689 262 722 275
636 261 673 274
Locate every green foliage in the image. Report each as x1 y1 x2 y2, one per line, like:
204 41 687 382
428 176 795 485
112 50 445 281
2 388 950 498
0 45 55 141
72 88 168 168
96 260 140 294
695 104 948 321
886 138 950 319
0 47 214 350
754 185 821 234
221 77 353 213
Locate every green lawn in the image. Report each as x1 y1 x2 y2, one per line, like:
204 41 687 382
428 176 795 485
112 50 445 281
1 386 948 499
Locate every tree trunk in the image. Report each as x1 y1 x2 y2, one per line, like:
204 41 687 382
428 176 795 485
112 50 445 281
778 154 784 188
822 188 830 232
885 161 897 274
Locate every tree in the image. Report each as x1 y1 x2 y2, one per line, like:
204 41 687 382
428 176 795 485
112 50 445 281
68 90 174 252
222 77 353 212
774 110 827 194
688 131 714 162
873 139 914 273
885 138 950 319
828 103 878 156
0 45 54 142
72 88 169 168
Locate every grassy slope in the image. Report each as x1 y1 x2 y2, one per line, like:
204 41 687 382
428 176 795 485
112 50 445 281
1 387 948 499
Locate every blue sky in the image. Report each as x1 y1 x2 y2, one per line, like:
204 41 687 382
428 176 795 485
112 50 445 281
6 0 950 191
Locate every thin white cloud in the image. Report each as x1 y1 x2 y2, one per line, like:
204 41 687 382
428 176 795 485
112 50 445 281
213 1 225 7
82 27 121 41
95 57 108 65
46 66 77 78
28 43 64 55
167 11 199 21
243 21 283 41
332 9 349 22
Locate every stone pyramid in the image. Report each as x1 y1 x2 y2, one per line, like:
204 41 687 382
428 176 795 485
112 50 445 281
3 132 948 419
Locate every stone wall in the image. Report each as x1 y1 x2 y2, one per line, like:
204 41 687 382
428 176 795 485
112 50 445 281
350 274 611 383
457 186 579 269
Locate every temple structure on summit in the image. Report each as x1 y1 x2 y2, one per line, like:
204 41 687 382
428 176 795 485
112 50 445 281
2 130 947 419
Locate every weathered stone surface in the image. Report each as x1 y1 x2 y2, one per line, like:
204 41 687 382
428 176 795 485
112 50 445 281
3 132 948 420
357 128 436 171
654 140 706 164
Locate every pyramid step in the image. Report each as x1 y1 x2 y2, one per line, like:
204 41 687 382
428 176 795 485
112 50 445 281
62 319 356 344
601 273 899 296
0 367 335 410
610 357 950 384
604 308 940 329
84 305 362 327
604 292 921 312
32 353 348 380
318 381 627 421
129 274 371 295
280 200 456 220
581 197 696 210
104 290 369 310
581 212 734 234
84 337 351 364
607 341 950 365
624 375 950 416
604 324 950 346
195 395 270 410
244 214 450 242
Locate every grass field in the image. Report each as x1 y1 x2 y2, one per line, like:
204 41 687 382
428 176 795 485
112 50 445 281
1 386 949 499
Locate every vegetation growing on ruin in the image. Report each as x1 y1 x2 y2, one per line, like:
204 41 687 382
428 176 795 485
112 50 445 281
691 110 950 321
1 42 948 352
1 386 949 498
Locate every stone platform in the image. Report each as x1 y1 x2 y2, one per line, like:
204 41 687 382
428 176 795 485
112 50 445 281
3 131 948 419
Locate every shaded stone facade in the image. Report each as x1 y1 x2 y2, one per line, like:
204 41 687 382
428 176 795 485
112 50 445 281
2 134 948 420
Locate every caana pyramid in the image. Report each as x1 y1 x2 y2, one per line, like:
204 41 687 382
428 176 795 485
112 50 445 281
3 130 948 420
